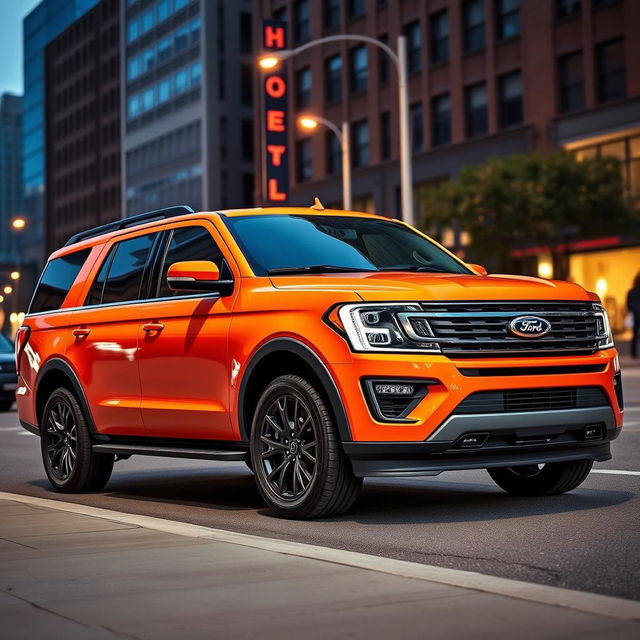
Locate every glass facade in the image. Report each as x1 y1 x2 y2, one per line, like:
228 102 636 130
22 0 100 266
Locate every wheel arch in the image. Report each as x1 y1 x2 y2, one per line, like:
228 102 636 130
35 359 96 433
238 338 352 443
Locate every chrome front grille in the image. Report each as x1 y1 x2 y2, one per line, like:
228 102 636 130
414 302 599 358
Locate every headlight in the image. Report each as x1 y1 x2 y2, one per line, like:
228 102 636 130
593 304 614 350
335 303 441 353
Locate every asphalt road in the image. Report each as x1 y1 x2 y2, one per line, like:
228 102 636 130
1 366 638 601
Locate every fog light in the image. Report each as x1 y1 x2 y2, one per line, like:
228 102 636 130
374 384 414 395
455 433 490 449
584 424 604 440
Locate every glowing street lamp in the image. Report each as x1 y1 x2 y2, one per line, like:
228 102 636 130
258 34 414 225
11 217 26 230
298 115 351 210
0 295 4 303
10 271 20 280
4 286 12 295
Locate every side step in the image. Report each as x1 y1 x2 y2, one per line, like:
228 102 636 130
92 443 248 462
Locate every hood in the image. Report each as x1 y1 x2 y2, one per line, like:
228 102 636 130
269 272 596 303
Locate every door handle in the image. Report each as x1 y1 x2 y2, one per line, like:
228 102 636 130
143 322 165 333
72 327 90 338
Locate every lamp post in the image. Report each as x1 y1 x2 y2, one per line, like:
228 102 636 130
299 115 351 210
258 34 414 226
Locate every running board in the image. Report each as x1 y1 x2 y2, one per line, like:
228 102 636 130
92 443 248 462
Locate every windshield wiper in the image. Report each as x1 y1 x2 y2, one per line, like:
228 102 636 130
268 264 376 275
377 265 441 273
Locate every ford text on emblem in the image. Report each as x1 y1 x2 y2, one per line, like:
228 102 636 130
508 316 551 338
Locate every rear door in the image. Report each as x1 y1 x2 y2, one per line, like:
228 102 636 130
69 229 163 436
137 221 238 441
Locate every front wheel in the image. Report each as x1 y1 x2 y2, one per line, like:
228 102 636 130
487 459 593 496
41 387 114 492
250 374 362 519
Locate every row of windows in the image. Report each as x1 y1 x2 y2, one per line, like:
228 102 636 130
558 38 626 113
53 121 119 169
51 0 117 55
53 80 119 122
127 61 201 121
127 18 200 82
126 164 202 200
127 0 193 44
54 158 119 197
52 186 119 235
556 0 621 19
126 120 201 178
295 70 523 182
126 173 202 216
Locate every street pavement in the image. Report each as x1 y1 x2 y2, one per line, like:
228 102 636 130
0 361 638 636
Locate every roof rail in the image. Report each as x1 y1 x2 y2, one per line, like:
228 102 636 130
63 205 195 247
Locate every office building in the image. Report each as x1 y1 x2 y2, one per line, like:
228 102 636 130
122 0 255 215
44 0 121 254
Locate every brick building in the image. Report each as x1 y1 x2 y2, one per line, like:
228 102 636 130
44 0 121 254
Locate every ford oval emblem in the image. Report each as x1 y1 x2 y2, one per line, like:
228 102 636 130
508 316 551 339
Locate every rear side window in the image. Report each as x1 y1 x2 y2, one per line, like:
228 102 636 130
29 249 91 314
156 226 226 298
87 233 156 306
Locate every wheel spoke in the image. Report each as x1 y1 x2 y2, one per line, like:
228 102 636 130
260 435 287 450
265 414 285 435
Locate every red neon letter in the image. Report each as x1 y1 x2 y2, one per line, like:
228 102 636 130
268 179 287 201
266 110 285 132
264 25 285 49
267 144 286 166
265 76 286 99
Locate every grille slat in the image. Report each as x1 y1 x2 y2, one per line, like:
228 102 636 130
417 302 599 358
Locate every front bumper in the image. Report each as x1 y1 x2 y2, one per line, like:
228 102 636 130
343 405 618 476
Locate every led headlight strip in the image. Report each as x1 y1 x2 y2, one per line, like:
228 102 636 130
593 303 614 350
336 303 442 353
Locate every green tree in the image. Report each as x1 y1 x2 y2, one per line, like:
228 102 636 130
421 151 636 276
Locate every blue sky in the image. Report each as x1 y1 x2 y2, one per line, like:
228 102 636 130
0 1 42 95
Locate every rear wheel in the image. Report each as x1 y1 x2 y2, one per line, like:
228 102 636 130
487 459 593 496
250 374 361 519
41 387 114 492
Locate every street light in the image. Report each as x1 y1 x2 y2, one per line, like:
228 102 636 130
10 271 20 280
3 286 12 295
257 34 415 226
11 217 26 230
298 115 351 210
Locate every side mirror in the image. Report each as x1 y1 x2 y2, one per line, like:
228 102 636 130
167 261 232 292
468 263 488 276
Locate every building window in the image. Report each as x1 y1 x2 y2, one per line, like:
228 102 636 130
240 12 252 54
297 138 312 182
463 0 485 53
400 22 421 75
381 111 391 160
558 51 585 113
430 11 449 64
347 0 365 20
350 45 368 94
273 6 287 22
294 0 309 43
496 0 520 40
556 0 581 18
324 0 340 29
296 67 312 108
499 71 523 128
242 119 253 162
596 38 626 104
410 103 424 151
431 94 451 147
325 55 342 103
327 132 341 175
379 34 390 83
352 119 369 167
465 82 488 137
241 64 253 106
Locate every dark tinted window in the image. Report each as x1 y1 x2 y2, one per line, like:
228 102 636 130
101 234 156 305
29 249 90 314
157 226 225 298
223 215 471 276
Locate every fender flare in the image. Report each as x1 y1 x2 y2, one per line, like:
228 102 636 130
237 338 353 443
35 358 97 434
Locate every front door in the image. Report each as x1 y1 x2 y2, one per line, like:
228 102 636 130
137 222 237 441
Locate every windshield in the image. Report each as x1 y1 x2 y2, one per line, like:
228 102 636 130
223 215 471 276
0 333 13 353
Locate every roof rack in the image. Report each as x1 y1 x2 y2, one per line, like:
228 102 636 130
63 205 195 247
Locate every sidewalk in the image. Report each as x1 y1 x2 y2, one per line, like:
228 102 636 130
0 495 639 639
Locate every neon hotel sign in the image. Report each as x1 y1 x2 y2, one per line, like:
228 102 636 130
262 20 288 202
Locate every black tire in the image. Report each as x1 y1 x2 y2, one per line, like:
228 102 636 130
40 387 114 493
0 399 14 412
487 459 593 497
250 374 362 519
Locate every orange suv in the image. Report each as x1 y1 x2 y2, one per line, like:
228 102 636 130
16 205 624 518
